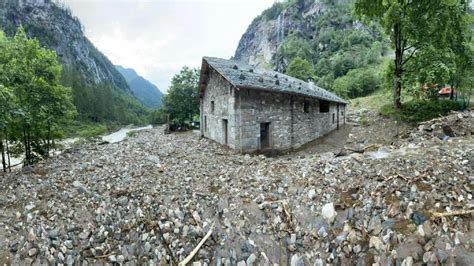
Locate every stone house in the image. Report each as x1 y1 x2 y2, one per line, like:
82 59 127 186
198 57 347 153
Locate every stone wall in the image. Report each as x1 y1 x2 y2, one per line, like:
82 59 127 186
292 97 344 147
238 88 293 152
238 88 346 153
200 70 239 149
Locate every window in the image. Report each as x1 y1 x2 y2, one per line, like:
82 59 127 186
341 111 344 116
332 113 335 124
211 101 215 113
320 100 330 113
204 116 207 131
303 101 309 113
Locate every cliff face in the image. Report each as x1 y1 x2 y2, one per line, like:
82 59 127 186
0 0 131 93
234 0 351 71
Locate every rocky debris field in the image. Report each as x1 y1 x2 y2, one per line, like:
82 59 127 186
0 110 473 265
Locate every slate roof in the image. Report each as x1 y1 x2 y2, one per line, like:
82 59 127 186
201 56 346 104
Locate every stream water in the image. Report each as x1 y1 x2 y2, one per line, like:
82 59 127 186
101 125 152 143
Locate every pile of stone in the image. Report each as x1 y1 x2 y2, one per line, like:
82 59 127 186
397 110 474 145
0 110 472 265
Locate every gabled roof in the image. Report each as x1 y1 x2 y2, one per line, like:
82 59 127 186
199 57 346 104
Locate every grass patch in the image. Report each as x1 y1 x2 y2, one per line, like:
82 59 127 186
349 89 391 109
63 121 121 138
380 99 463 123
126 131 138 138
360 114 369 126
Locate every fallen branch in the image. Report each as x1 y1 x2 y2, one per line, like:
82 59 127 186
345 144 380 154
282 201 294 231
95 252 114 259
179 222 215 266
431 209 474 219
155 220 176 264
396 173 408 181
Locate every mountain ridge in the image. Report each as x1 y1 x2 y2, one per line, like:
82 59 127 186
115 65 163 109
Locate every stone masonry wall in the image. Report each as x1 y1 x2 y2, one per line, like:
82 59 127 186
238 88 345 152
292 98 343 148
238 88 293 152
201 70 239 149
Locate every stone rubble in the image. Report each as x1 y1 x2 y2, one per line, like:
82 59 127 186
0 110 473 265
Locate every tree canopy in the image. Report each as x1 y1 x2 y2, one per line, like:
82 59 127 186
354 0 473 108
285 57 316 81
158 67 200 126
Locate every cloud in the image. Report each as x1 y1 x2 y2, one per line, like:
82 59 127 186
63 0 273 92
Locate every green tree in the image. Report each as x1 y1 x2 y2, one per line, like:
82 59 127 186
333 68 381 98
0 27 76 165
286 57 316 81
354 0 472 109
162 67 200 126
0 85 15 172
0 32 15 171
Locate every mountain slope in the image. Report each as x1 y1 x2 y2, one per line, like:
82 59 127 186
234 0 353 71
234 0 388 98
0 0 149 123
116 65 163 109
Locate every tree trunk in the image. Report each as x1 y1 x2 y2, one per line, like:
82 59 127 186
27 129 32 164
0 137 6 172
6 130 11 172
394 23 403 109
23 128 28 166
47 122 51 157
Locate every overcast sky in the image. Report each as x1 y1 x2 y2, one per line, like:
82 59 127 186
63 0 273 93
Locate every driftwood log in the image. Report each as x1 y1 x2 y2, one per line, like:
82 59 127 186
178 223 215 266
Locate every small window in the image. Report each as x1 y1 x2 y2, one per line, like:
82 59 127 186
320 101 330 113
303 101 309 113
204 116 207 131
341 111 344 116
211 101 215 113
332 113 335 124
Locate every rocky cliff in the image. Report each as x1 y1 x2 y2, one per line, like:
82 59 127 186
234 0 353 71
0 0 131 93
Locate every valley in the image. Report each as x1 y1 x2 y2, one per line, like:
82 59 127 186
0 0 473 265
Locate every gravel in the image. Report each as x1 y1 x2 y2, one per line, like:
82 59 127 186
0 110 473 265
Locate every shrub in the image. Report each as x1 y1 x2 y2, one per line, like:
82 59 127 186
380 100 462 122
78 124 108 138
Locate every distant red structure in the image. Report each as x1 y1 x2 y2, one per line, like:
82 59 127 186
420 84 456 99
438 86 456 97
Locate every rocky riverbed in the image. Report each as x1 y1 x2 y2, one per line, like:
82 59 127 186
0 110 473 265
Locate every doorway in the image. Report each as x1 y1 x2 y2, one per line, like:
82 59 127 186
223 119 228 145
260 122 270 149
